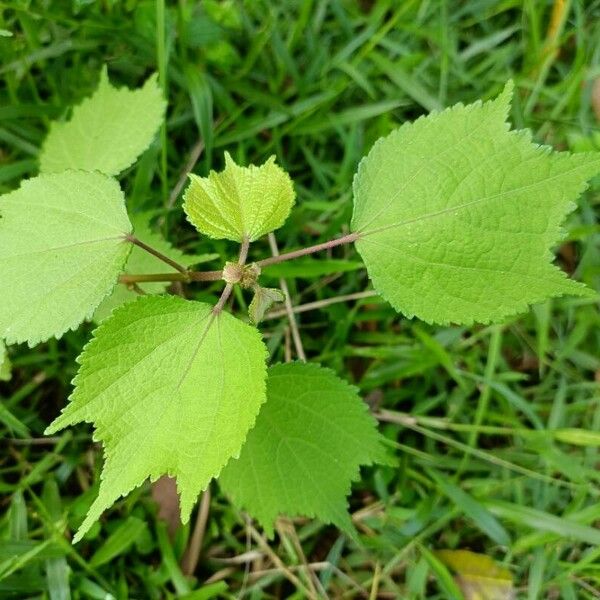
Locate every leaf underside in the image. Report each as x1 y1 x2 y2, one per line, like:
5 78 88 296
183 152 295 242
39 68 166 176
0 171 132 346
220 362 386 537
46 295 268 543
352 81 600 325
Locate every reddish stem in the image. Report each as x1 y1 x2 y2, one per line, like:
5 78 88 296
120 231 359 285
212 237 250 315
256 232 359 269
127 234 188 273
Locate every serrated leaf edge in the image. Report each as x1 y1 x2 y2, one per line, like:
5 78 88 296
1 171 134 347
221 360 386 537
40 68 166 176
351 81 598 325
46 295 269 541
182 152 296 242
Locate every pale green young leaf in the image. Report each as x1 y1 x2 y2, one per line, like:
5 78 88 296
0 341 11 382
46 296 268 542
93 214 217 323
219 362 386 536
352 82 600 325
0 171 132 346
248 286 285 324
183 152 295 242
40 68 166 176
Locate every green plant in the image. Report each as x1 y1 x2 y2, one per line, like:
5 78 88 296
1 68 597 544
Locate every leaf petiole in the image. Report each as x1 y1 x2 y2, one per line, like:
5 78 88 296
256 232 359 269
120 231 360 286
118 270 222 284
213 237 250 315
126 234 188 273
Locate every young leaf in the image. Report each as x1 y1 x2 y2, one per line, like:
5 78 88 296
40 67 166 176
219 362 387 536
46 295 268 542
248 286 285 324
0 340 11 382
93 214 217 323
352 82 600 325
0 171 132 346
183 152 295 242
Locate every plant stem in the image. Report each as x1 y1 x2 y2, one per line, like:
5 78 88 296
118 270 223 284
257 232 359 269
127 235 188 273
213 237 250 315
119 273 187 284
181 486 211 576
267 233 305 361
212 283 233 314
264 290 379 320
189 270 224 281
120 231 359 285
129 282 147 295
238 236 250 265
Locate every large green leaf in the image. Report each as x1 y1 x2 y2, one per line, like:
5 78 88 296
183 152 295 242
219 362 386 536
46 296 268 542
93 214 217 323
352 82 600 325
0 171 132 346
39 68 165 176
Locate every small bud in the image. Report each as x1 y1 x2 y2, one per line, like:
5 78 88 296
240 263 261 289
222 262 244 284
222 262 261 288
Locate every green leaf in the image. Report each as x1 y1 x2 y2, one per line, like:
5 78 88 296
40 67 165 176
0 171 132 346
0 340 11 382
219 362 386 536
248 286 285 324
436 550 514 600
46 295 268 542
183 152 295 242
93 214 216 323
352 81 600 325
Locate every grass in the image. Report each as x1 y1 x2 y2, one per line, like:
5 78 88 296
1 0 600 598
